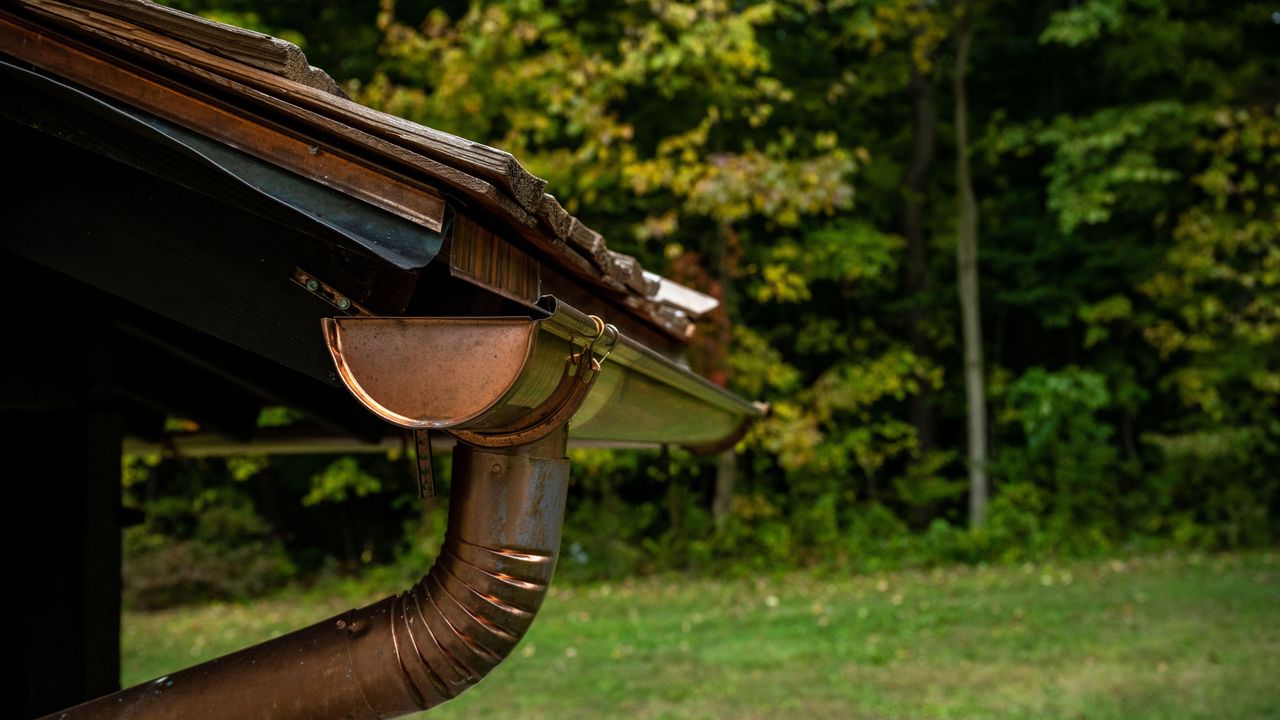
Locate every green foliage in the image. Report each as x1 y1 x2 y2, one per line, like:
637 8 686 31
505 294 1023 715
122 458 296 609
303 456 384 506
123 533 296 610
124 0 1280 596
995 367 1120 552
1038 0 1133 47
1140 105 1280 425
1142 428 1278 549
121 450 419 608
1036 102 1186 235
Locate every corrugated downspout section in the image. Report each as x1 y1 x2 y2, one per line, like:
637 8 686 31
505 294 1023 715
40 430 569 720
350 433 569 716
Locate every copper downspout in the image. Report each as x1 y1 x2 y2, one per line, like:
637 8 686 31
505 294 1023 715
41 297 760 719
39 428 571 720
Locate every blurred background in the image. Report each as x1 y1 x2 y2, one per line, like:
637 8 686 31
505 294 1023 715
124 1 1278 718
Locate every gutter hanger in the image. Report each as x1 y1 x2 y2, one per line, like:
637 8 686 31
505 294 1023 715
42 296 760 719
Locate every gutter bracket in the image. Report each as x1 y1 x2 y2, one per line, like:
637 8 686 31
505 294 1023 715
412 429 434 499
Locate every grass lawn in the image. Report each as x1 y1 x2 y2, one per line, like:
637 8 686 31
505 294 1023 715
124 551 1279 719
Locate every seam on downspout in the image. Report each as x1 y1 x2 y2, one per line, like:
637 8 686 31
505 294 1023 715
394 597 437 705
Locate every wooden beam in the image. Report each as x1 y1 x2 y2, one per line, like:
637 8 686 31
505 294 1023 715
6 3 692 340
18 0 548 211
4 277 122 718
0 13 447 233
10 410 123 717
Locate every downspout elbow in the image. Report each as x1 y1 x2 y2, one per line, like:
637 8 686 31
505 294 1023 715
41 429 570 720
348 430 571 716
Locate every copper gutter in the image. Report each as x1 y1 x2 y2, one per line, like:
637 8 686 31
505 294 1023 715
324 295 765 448
41 296 760 719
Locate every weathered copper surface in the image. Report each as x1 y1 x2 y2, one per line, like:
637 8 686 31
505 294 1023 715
323 316 540 429
449 350 604 448
324 296 763 448
39 428 571 720
31 300 759 718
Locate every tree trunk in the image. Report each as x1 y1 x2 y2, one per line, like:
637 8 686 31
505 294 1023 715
712 450 736 529
954 0 989 526
903 48 938 452
708 221 737 526
661 444 683 538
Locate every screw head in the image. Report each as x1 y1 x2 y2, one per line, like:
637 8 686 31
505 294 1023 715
337 297 352 310
491 463 503 474
305 279 319 292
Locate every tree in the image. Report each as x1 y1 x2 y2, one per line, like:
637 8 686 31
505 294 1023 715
953 0 988 525
902 9 942 453
143 0 1280 572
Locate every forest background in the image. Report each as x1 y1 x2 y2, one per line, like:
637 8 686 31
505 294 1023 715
122 0 1280 609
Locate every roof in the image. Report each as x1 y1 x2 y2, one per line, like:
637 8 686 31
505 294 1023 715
2 0 718 340
1 0 747 452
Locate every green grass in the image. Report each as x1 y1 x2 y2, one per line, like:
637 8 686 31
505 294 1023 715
124 551 1280 719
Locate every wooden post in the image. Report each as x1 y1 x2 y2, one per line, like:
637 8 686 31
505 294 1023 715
2 262 122 718
8 411 123 717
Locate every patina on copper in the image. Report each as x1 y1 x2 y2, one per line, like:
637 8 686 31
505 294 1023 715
322 316 540 430
322 307 618 448
40 427 572 720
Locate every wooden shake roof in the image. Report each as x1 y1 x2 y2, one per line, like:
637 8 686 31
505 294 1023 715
3 0 717 339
